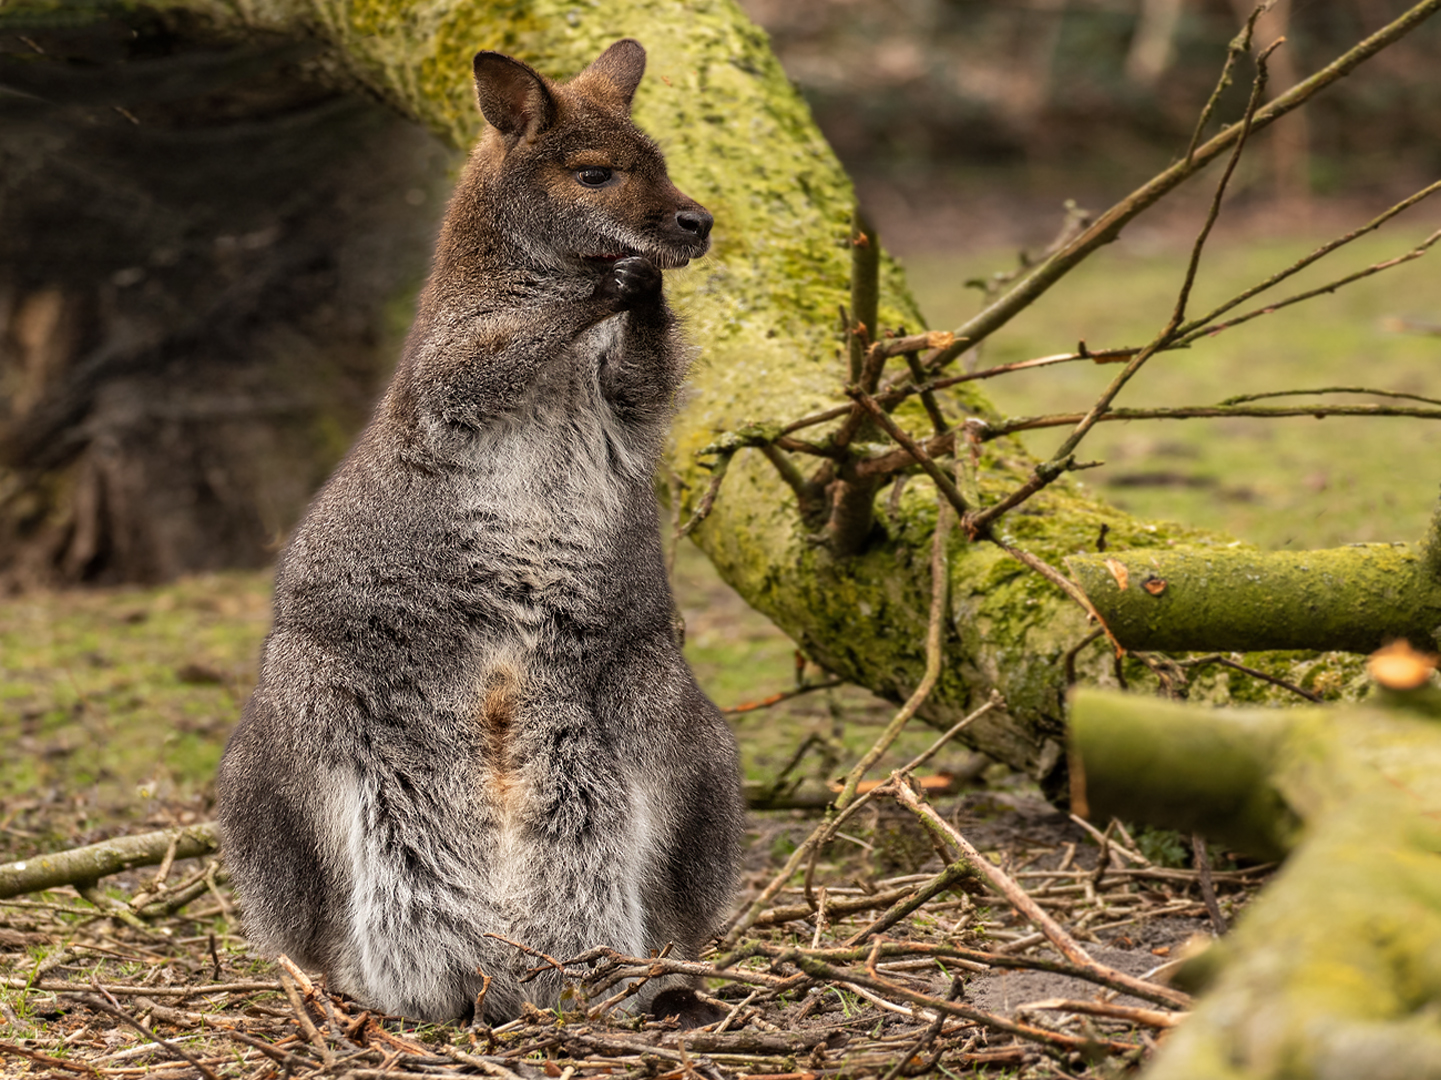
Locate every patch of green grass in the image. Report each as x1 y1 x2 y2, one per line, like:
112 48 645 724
905 214 1441 550
0 572 272 850
0 543 946 846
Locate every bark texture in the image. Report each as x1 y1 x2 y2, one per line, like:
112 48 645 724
1068 542 1441 654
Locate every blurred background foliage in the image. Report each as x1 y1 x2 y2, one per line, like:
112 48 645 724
741 0 1441 221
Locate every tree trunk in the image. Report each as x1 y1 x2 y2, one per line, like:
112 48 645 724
3 0 1435 789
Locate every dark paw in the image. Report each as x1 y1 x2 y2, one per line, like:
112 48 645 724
648 987 725 1030
595 255 661 306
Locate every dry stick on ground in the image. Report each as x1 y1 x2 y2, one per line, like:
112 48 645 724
778 952 1140 1056
841 859 982 948
878 975 965 1080
74 989 222 1080
0 824 218 899
889 780 1192 1010
2 979 281 995
1191 833 1229 935
719 691 1003 950
834 699 1011 945
732 939 1191 1008
721 496 956 947
1019 997 1187 1030
277 966 332 1066
0 1041 100 1076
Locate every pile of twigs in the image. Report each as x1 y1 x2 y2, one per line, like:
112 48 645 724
0 734 1271 1080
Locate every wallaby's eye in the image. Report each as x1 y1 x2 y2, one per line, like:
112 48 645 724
575 166 615 188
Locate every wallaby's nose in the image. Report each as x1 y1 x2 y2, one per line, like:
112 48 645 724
676 208 713 242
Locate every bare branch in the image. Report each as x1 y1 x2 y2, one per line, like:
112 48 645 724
1176 224 1441 346
985 401 1441 439
925 0 1441 371
1177 178 1441 341
0 824 218 900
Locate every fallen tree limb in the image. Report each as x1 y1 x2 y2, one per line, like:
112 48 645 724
1069 673 1441 1079
1067 542 1441 654
0 824 218 899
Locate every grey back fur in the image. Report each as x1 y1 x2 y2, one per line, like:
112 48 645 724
215 38 744 1023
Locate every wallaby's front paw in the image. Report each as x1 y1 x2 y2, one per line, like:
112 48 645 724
594 256 661 307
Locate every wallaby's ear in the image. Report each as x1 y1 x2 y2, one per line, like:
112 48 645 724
582 38 646 110
473 51 556 140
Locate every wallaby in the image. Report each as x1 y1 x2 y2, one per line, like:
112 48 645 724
215 38 744 1024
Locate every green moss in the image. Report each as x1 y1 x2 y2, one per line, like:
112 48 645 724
0 573 272 854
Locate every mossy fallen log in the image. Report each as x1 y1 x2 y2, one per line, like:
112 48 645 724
1070 677 1441 1079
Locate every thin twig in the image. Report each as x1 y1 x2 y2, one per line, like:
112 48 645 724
926 0 1441 371
278 967 331 1065
1178 652 1323 702
983 401 1441 440
984 534 1119 652
722 678 845 715
1178 179 1441 341
1044 37 1277 472
675 449 735 541
831 488 955 811
780 952 1144 1054
1221 385 1441 408
847 390 968 515
891 781 1191 1009
75 989 221 1080
1019 997 1188 1029
1192 833 1229 936
1185 5 1264 162
1176 226 1441 346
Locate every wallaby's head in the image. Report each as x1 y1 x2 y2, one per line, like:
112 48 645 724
465 39 712 273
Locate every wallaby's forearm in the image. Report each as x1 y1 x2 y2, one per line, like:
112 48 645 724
415 259 670 426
